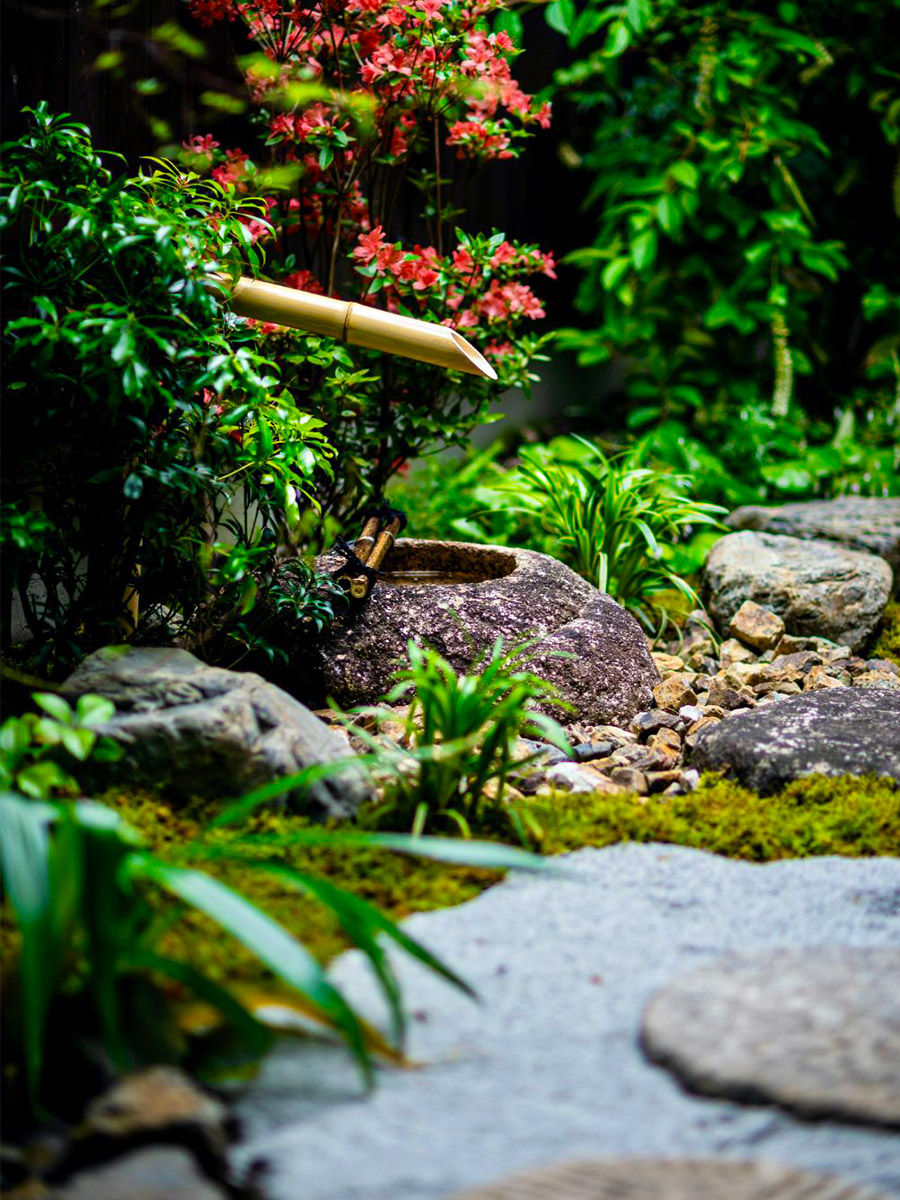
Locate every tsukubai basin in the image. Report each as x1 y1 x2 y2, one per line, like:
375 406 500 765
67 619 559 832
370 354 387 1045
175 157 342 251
314 539 659 725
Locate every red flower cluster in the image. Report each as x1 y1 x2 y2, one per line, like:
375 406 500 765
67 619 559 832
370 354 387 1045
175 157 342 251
184 0 554 392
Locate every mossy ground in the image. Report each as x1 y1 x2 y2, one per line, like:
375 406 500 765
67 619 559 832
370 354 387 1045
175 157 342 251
871 599 900 666
77 773 900 990
3 773 896 992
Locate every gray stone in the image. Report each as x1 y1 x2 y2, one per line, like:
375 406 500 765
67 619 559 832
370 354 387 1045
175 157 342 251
727 497 900 588
449 1158 891 1200
62 646 370 817
315 539 659 726
545 761 602 794
689 688 900 793
703 532 892 653
232 845 900 1200
642 948 900 1129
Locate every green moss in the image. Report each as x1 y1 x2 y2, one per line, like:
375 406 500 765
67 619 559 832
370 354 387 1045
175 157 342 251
535 773 900 861
871 600 900 666
99 789 499 986
6 774 895 992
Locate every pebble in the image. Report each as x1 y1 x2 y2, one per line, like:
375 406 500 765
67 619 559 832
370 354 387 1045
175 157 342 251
728 599 785 650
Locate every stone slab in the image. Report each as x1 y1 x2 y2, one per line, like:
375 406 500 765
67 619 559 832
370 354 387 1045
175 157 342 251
641 948 900 1129
689 688 900 793
232 845 900 1200
448 1158 891 1200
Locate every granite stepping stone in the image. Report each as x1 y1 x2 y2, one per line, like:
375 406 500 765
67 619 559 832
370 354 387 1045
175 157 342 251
641 948 900 1130
448 1158 891 1199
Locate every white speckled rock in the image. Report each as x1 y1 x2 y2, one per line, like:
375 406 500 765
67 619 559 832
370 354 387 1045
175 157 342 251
703 532 892 653
689 688 900 792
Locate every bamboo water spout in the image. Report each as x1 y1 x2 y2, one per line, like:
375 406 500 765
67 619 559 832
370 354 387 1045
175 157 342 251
212 275 498 380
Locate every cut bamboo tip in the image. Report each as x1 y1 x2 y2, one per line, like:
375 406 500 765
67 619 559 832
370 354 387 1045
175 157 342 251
209 274 497 381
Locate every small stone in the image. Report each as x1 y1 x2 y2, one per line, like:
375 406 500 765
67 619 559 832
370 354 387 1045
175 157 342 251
570 741 616 763
727 600 785 651
707 679 756 710
646 769 684 793
631 709 682 737
681 767 701 790
720 662 758 688
652 675 697 713
582 724 638 745
864 659 900 677
687 652 718 674
804 665 848 690
856 673 900 690
678 704 705 725
579 764 629 794
719 638 757 667
612 742 654 766
516 738 568 766
545 762 601 794
649 726 681 753
767 650 822 680
609 766 648 794
652 651 687 673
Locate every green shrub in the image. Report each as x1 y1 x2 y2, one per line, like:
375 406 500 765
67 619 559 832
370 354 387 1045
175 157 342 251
0 106 334 669
491 438 724 629
549 0 900 496
0 692 122 799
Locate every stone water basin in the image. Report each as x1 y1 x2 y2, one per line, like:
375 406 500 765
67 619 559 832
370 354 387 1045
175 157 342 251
314 538 659 725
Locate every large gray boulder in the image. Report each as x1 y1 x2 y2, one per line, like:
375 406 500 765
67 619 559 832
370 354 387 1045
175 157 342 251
314 539 659 726
703 531 892 653
642 947 900 1129
727 497 900 588
689 688 900 793
62 647 369 817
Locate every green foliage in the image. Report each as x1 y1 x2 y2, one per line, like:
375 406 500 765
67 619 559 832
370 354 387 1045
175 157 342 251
871 601 900 668
186 539 348 670
0 693 122 799
537 773 900 861
0 105 334 667
0 777 544 1110
492 439 724 629
551 0 900 490
352 637 571 840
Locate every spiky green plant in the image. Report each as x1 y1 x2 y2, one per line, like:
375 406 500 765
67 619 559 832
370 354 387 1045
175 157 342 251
496 438 725 630
349 637 571 841
0 776 544 1110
